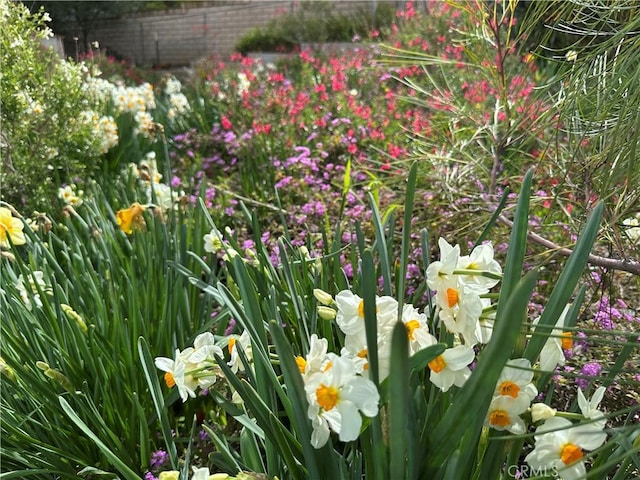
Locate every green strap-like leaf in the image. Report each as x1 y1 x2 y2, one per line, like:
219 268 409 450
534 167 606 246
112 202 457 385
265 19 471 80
137 337 179 469
59 397 141 480
389 322 411 480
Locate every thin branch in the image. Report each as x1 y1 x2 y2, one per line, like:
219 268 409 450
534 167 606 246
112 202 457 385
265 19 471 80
498 215 640 276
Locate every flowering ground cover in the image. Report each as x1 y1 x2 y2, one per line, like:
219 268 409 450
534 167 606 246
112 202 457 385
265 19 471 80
1 1 639 479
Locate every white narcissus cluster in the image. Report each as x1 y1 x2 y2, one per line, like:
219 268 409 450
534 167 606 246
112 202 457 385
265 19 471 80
426 238 502 345
297 335 380 448
154 332 224 402
484 358 538 434
525 387 608 480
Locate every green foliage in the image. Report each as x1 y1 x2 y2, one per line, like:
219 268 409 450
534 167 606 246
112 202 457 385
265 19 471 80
234 1 395 54
520 0 640 246
0 0 104 214
0 179 219 478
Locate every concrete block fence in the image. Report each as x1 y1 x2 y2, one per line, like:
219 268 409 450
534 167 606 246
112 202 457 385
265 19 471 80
69 1 402 67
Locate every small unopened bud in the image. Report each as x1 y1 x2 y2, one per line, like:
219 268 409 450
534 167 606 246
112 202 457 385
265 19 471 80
317 306 337 321
61 304 88 333
313 288 333 306
0 357 16 381
37 361 74 392
530 403 557 422
158 472 180 480
210 474 231 480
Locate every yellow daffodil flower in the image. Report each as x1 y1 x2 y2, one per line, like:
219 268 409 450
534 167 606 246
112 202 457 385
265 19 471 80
116 202 146 234
0 207 26 247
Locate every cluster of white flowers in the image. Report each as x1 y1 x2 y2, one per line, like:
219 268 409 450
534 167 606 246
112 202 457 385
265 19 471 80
236 72 251 96
297 334 380 448
154 332 224 402
58 185 83 206
80 111 119 153
333 290 438 382
112 82 155 114
203 227 257 264
163 76 190 121
427 238 502 345
484 358 538 434
154 329 254 403
525 387 608 480
85 77 161 141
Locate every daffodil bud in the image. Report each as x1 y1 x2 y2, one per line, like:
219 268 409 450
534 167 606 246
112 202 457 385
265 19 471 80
158 472 180 480
317 306 337 321
530 403 557 422
210 474 231 480
37 361 74 392
0 357 16 381
61 304 87 333
313 288 333 306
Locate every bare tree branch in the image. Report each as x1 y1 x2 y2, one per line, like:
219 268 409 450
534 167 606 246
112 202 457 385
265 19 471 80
498 215 640 276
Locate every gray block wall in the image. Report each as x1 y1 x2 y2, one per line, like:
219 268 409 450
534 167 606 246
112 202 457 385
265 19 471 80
77 1 385 67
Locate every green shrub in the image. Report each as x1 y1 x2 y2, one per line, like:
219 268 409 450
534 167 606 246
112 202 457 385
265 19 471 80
0 0 106 214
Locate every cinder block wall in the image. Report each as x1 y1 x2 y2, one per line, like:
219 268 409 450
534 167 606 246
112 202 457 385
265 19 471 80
80 1 387 67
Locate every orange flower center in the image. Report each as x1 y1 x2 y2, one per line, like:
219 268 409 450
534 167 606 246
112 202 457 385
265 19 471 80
498 381 520 398
164 372 176 388
446 288 459 308
428 355 446 373
295 356 306 374
316 383 339 411
228 337 236 354
323 361 333 372
405 320 421 340
358 300 365 318
561 331 573 350
560 443 583 465
488 410 511 427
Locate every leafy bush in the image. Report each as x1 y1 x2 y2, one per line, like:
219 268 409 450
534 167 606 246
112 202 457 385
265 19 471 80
0 0 104 213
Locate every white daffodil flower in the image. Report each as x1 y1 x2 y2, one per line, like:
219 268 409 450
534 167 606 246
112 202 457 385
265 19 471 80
304 353 379 448
534 304 571 372
525 416 607 480
456 242 502 290
436 277 484 343
296 334 329 379
428 344 475 392
227 330 252 373
426 238 460 292
203 228 223 254
335 290 397 337
16 271 47 310
400 303 438 355
187 332 224 390
154 348 198 402
577 386 607 434
484 395 527 434
494 358 538 412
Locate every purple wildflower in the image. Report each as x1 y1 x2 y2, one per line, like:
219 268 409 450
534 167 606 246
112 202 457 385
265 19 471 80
149 449 168 470
576 362 601 390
